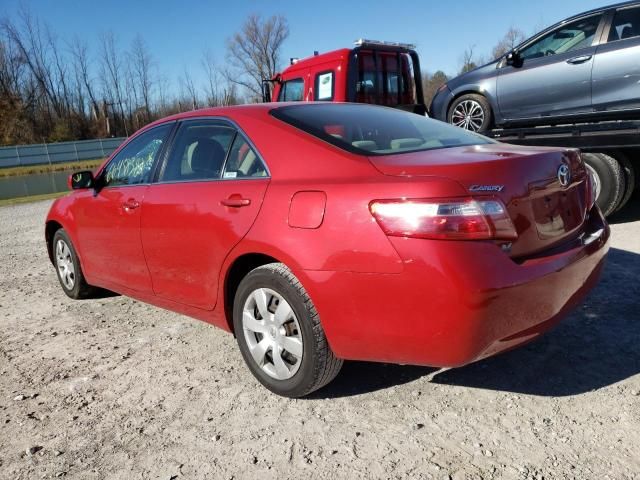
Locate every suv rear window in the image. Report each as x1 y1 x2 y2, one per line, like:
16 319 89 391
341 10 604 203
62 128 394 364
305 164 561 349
270 104 494 156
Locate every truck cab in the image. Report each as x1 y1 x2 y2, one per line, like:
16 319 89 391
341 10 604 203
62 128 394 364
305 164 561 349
266 39 427 115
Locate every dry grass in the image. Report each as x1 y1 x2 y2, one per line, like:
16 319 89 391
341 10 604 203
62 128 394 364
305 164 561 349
0 159 103 178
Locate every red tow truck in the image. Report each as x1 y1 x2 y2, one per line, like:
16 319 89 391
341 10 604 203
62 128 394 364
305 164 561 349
263 39 427 115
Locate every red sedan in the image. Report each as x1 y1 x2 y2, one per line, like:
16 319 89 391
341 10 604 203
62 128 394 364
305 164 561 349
45 103 609 397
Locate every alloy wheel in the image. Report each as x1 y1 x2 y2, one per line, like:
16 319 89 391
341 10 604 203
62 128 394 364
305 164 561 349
451 100 485 132
242 288 303 380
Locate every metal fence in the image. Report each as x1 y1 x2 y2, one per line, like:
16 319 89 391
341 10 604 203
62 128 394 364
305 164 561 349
0 137 126 168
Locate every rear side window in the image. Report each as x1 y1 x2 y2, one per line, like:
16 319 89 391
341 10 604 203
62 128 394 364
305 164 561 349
222 135 268 178
160 121 235 182
278 78 304 101
270 104 494 156
608 7 640 42
102 123 172 187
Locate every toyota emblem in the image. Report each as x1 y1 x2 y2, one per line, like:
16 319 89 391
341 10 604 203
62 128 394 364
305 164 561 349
557 164 571 187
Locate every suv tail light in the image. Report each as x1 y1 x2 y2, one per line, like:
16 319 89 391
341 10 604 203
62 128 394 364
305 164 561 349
369 197 518 241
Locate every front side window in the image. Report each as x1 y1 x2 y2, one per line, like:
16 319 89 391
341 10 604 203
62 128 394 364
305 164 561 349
270 103 494 156
101 123 172 187
160 121 235 182
608 7 640 42
278 78 304 102
520 14 603 60
222 135 268 178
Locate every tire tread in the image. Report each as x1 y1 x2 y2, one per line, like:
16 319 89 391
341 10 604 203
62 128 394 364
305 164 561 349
256 263 343 395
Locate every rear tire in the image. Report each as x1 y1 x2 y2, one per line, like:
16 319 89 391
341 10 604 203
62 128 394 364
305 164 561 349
582 152 625 217
447 94 493 133
233 263 343 398
52 229 97 299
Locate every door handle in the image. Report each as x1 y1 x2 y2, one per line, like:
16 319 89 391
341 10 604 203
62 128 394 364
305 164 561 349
122 199 140 210
221 194 251 208
566 55 592 64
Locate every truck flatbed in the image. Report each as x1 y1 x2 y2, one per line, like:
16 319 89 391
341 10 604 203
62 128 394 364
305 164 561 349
487 120 640 150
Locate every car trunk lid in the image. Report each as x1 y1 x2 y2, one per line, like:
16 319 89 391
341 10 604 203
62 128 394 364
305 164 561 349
368 143 589 257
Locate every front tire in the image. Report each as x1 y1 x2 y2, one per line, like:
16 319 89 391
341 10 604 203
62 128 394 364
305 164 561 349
233 263 343 397
447 94 493 132
52 229 96 299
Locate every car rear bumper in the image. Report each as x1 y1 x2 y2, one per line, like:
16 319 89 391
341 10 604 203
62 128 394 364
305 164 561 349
302 208 609 367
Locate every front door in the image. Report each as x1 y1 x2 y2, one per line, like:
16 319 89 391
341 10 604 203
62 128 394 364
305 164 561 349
75 123 174 292
497 13 604 121
141 119 270 310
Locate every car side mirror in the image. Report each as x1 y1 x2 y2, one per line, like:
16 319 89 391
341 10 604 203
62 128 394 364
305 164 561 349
505 51 522 68
68 170 94 190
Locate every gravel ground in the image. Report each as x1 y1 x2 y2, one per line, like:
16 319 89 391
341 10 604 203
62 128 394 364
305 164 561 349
0 198 639 480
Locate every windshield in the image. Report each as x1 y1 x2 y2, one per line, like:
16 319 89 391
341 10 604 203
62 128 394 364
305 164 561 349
270 103 494 156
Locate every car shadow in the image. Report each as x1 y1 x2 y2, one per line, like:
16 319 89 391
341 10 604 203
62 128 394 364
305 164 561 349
315 247 639 399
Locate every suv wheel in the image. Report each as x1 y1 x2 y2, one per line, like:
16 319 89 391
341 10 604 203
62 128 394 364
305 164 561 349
448 94 493 132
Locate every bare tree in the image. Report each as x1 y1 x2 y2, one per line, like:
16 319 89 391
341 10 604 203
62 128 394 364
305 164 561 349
180 67 199 110
422 70 449 106
202 49 222 107
225 14 289 100
491 27 526 59
460 45 478 74
100 31 128 136
70 37 100 121
129 34 153 121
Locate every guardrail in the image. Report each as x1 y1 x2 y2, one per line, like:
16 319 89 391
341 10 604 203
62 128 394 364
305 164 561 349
0 137 126 168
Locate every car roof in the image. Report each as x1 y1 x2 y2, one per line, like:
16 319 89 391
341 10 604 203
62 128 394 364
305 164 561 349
561 1 639 23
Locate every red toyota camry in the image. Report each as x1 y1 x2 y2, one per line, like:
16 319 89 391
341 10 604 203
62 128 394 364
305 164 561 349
45 103 609 397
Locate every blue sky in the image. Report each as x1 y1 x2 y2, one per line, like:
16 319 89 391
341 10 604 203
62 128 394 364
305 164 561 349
1 0 608 92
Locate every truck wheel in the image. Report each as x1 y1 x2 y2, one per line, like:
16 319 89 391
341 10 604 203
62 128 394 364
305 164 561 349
447 94 493 133
582 152 626 217
611 150 636 212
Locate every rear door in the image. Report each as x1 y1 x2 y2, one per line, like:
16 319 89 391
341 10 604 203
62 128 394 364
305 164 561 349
497 13 604 121
140 119 269 310
592 5 640 112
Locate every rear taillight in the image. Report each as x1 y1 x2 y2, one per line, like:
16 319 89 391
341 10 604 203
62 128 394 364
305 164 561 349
369 197 517 241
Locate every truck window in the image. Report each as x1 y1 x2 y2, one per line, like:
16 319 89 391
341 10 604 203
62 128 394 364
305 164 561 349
315 71 334 101
355 50 417 106
278 78 304 102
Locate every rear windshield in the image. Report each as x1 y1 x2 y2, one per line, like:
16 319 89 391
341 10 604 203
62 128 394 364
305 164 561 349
270 103 494 156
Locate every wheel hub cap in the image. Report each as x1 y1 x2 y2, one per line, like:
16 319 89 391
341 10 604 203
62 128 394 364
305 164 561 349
242 288 303 380
55 239 75 290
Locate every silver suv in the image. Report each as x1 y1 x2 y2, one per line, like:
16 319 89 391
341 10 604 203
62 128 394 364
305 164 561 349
430 2 640 131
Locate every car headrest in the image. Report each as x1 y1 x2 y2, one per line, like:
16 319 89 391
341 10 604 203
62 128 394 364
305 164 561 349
191 138 225 177
621 25 635 39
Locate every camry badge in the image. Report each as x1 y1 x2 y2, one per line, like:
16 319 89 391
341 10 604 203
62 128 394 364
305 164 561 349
469 185 504 192
557 164 571 187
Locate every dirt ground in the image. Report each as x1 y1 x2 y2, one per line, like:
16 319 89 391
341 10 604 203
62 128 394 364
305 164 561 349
0 198 639 480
